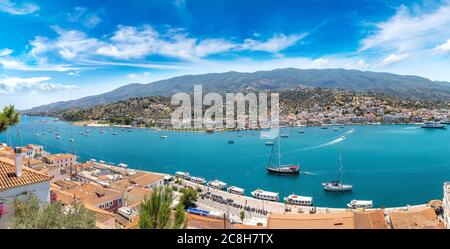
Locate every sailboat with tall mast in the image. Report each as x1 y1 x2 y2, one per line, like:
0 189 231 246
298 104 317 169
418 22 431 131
266 136 300 175
322 154 352 192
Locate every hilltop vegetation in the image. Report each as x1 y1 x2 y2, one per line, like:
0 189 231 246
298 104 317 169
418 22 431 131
46 88 448 127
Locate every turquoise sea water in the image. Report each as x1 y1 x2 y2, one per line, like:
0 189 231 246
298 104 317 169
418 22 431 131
1 116 450 208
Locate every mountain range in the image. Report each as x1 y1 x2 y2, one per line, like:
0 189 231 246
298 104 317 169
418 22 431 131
24 68 450 113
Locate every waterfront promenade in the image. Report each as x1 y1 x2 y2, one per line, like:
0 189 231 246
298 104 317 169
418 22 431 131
177 179 429 221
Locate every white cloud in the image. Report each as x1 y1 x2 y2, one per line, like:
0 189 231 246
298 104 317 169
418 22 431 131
67 6 102 28
381 53 410 65
0 48 13 56
0 57 79 72
28 25 303 63
0 76 78 94
242 33 307 53
0 0 39 15
433 39 450 54
360 3 450 53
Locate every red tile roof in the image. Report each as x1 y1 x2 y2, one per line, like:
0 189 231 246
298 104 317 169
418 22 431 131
0 158 51 191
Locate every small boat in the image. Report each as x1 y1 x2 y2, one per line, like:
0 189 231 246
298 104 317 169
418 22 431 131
298 130 304 133
118 163 128 168
322 154 353 192
99 160 106 164
440 120 450 125
69 138 74 142
321 126 328 129
160 135 168 139
251 189 279 202
347 200 373 209
421 121 445 129
265 141 274 146
207 180 228 190
175 171 191 180
227 186 245 195
227 140 235 144
100 130 105 134
190 176 206 185
34 133 39 137
113 132 118 135
56 135 61 139
333 128 339 131
280 134 289 138
90 159 97 162
284 194 313 206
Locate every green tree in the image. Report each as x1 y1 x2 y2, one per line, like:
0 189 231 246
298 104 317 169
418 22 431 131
139 186 186 229
13 194 96 229
240 210 245 223
179 187 198 208
0 105 20 132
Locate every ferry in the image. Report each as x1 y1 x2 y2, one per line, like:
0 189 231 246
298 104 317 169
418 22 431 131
175 171 190 179
207 180 228 190
284 194 313 206
190 176 206 185
227 186 245 195
421 121 445 129
251 189 279 202
347 200 373 209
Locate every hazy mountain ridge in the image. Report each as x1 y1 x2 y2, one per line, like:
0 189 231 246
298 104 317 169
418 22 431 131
23 68 450 113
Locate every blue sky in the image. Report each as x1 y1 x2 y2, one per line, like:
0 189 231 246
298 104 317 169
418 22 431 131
0 0 450 109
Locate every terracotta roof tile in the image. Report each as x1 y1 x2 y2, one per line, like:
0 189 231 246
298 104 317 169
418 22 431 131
0 158 51 191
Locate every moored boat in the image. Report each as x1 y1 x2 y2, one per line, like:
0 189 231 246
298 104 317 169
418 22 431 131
227 186 245 195
160 135 168 138
284 194 313 206
175 171 190 179
190 176 206 185
251 189 279 201
280 134 289 138
118 163 128 168
265 141 274 146
347 199 373 209
207 180 228 190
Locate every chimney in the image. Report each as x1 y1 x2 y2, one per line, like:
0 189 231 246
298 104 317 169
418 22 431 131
14 147 23 177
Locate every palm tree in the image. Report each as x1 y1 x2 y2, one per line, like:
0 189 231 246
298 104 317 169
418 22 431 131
0 105 20 132
139 186 186 229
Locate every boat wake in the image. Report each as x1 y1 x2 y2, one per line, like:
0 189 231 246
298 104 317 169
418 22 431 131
287 136 347 153
343 128 356 135
302 171 317 175
403 126 420 130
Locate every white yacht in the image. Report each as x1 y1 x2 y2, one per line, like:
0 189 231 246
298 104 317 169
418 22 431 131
421 121 445 129
284 194 313 206
175 171 190 180
322 154 353 192
207 180 228 190
347 200 373 209
190 176 206 185
251 189 279 202
227 186 245 195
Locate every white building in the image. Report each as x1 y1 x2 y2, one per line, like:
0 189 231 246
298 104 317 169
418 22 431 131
0 147 51 228
443 182 450 229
